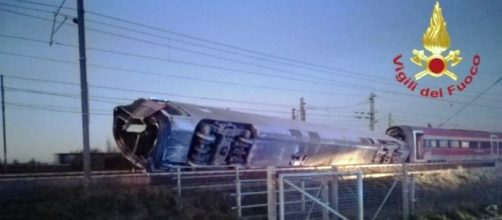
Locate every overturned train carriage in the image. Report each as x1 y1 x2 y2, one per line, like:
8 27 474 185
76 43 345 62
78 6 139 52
113 98 409 171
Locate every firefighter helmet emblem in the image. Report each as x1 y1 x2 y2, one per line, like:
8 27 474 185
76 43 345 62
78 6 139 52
411 2 462 81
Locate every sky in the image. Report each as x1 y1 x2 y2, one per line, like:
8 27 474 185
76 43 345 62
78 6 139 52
0 0 501 163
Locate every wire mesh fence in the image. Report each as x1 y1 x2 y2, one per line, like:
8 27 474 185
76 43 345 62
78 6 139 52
277 171 363 220
0 162 501 219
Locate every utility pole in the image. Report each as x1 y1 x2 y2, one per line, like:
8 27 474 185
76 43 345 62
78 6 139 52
299 97 306 122
369 92 377 131
1 75 6 169
355 93 377 131
76 0 91 186
388 113 393 128
291 108 297 120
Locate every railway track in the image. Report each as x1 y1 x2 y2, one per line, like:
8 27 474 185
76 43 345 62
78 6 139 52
0 161 495 181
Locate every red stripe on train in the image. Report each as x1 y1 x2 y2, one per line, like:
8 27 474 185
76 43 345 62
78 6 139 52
428 148 492 155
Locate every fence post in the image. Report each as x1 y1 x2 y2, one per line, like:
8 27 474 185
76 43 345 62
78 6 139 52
331 175 339 220
357 170 364 220
176 167 183 211
331 167 339 220
235 165 242 218
301 180 306 211
321 177 329 220
278 173 285 220
177 167 182 197
402 163 410 220
267 166 277 220
409 174 416 216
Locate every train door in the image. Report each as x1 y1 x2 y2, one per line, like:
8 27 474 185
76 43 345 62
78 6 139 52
490 135 498 159
413 131 425 161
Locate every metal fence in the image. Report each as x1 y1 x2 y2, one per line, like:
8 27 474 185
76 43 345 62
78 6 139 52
277 171 363 220
1 162 501 219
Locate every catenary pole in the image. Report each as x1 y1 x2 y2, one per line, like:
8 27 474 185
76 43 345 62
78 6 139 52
369 93 376 131
1 75 6 169
76 0 91 186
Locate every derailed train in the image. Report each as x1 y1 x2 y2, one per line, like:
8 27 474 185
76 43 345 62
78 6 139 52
113 98 500 171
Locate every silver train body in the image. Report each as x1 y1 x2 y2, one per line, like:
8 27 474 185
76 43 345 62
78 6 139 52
113 98 408 171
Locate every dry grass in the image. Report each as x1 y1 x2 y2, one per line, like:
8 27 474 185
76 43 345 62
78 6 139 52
0 186 235 220
412 164 502 220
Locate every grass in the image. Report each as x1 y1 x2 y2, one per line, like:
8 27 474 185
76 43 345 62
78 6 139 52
0 186 236 220
411 165 502 220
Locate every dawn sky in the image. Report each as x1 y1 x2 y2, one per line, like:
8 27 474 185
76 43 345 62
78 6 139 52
0 0 501 162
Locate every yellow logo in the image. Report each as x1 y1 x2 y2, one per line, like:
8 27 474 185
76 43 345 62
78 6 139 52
411 2 462 81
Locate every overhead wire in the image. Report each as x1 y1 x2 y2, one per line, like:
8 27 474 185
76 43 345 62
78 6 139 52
6 101 110 116
0 2 502 124
3 31 501 107
5 84 362 119
1 6 501 102
437 76 502 128
2 74 298 108
2 48 501 112
0 4 386 86
2 1 501 100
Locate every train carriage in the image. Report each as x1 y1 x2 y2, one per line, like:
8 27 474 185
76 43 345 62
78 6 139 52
386 126 501 163
113 99 498 172
113 98 408 171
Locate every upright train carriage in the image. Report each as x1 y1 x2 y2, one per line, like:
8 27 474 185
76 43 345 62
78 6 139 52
113 98 408 171
386 126 502 162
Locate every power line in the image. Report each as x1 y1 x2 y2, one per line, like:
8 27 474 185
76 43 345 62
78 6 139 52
6 78 309 115
2 2 501 100
437 76 502 128
1 7 500 102
1 1 388 84
0 47 364 98
5 0 370 79
0 3 416 90
306 101 369 110
0 4 385 84
11 0 76 11
2 74 298 108
6 102 110 116
0 29 384 96
2 48 501 112
5 32 500 107
5 84 360 120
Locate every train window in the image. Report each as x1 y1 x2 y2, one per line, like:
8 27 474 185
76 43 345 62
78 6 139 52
461 141 469 148
480 142 491 149
469 141 479 148
428 139 438 148
450 141 460 148
438 140 448 148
